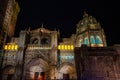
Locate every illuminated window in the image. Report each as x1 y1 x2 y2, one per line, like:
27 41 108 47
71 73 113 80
71 45 74 50
90 36 95 44
84 37 89 45
79 39 83 46
60 55 74 60
68 45 70 50
71 56 74 59
61 45 64 50
96 36 102 44
58 45 60 50
14 45 18 50
4 45 7 50
8 45 11 50
65 56 68 59
4 43 18 50
65 45 67 50
58 45 74 50
11 45 14 50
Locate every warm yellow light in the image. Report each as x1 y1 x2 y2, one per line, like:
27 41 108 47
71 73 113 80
4 45 7 50
58 45 60 50
4 43 19 51
8 45 11 50
11 45 14 50
61 45 64 50
91 44 96 47
58 45 74 50
14 45 18 50
98 44 103 47
65 45 67 50
68 45 70 50
71 45 74 50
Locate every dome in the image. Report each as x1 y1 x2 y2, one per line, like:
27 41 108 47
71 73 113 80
76 12 101 34
77 12 97 27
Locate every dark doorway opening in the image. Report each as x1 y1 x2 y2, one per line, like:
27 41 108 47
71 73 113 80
40 72 45 80
63 73 69 80
34 72 39 80
34 72 45 80
7 74 14 80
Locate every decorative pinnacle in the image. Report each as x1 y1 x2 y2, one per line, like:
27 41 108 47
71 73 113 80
28 26 30 31
83 11 88 17
41 24 44 28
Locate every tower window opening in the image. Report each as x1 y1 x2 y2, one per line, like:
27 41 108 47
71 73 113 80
83 37 89 45
41 38 49 45
79 39 83 46
90 36 95 44
32 38 39 44
96 36 102 44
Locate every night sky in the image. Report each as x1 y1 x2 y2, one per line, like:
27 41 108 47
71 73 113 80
15 0 119 46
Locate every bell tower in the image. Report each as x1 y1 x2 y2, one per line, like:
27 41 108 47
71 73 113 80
76 12 107 47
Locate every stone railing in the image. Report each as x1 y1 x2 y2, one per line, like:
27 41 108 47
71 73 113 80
27 44 51 50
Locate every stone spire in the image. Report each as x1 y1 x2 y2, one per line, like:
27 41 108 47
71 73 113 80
41 23 44 28
83 11 88 17
27 26 30 34
28 26 30 31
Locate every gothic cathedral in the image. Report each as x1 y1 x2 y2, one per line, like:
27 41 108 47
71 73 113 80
1 11 113 80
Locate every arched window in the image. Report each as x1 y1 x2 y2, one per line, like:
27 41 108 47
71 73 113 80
96 36 102 44
32 38 39 44
90 36 95 44
84 37 89 45
79 39 83 46
41 38 49 44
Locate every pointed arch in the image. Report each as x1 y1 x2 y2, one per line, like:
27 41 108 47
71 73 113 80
96 36 102 44
2 65 15 80
83 37 89 45
90 36 95 44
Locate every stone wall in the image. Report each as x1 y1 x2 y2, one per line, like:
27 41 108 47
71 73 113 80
74 46 120 80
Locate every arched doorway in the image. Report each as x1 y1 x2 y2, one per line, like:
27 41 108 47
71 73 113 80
25 58 49 80
2 65 15 80
58 63 76 79
30 66 46 80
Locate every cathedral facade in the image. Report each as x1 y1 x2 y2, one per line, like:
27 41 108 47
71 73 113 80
1 12 120 80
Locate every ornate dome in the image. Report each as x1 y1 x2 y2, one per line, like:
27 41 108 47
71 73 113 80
76 12 101 34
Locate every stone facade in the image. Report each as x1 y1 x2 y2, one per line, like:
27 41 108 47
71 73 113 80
1 13 119 80
74 46 120 80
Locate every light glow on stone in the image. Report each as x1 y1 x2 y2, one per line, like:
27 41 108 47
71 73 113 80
58 45 74 50
4 43 18 50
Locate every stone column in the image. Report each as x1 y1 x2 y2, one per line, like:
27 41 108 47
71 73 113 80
13 31 30 80
13 47 26 80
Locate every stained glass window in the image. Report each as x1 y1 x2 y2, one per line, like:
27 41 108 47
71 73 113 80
84 37 89 45
96 36 102 44
90 36 95 44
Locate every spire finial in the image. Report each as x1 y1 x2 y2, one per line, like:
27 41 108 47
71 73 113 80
26 26 30 34
83 11 88 17
28 26 30 31
41 23 44 28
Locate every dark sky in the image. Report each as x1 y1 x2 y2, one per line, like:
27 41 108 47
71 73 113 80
15 0 119 46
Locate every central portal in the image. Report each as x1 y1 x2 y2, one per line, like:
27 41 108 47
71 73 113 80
63 73 69 80
25 58 49 80
34 72 45 80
